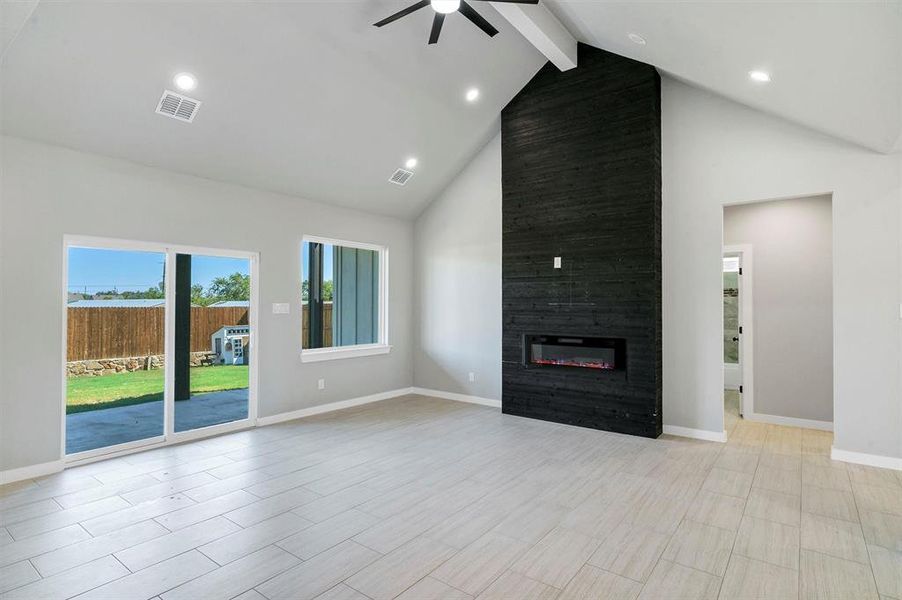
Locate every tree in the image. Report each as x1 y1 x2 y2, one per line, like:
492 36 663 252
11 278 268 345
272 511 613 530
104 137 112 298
92 284 164 300
124 286 164 299
191 283 208 306
301 279 333 302
207 273 250 302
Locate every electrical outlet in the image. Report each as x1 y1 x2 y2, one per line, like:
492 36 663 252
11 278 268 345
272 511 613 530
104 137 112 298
468 372 475 382
553 256 562 269
317 378 325 390
272 303 290 314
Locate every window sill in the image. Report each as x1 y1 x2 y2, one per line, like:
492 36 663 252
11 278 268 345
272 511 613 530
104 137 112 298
301 344 392 363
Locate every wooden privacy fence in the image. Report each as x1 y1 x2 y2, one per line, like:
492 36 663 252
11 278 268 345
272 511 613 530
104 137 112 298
67 306 249 361
302 302 333 348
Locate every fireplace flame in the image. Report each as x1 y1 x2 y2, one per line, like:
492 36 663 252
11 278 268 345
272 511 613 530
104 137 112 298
531 358 615 370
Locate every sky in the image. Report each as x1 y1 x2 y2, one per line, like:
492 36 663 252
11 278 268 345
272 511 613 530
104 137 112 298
67 247 250 293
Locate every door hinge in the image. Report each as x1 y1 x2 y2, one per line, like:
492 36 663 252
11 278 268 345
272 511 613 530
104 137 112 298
739 385 743 393
739 326 743 334
739 267 743 275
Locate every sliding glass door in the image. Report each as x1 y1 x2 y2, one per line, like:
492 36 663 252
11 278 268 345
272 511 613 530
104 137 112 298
173 253 251 433
65 246 167 455
64 238 256 460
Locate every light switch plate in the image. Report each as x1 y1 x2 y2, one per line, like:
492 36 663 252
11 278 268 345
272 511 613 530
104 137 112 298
272 303 290 314
553 257 562 269
317 378 325 390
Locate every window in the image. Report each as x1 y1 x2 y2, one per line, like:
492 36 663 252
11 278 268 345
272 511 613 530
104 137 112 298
301 236 388 361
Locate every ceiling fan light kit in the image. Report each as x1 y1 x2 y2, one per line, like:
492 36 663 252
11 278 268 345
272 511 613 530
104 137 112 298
374 0 539 45
431 0 461 14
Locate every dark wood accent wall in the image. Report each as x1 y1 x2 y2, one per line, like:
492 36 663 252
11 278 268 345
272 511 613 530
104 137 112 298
501 43 662 438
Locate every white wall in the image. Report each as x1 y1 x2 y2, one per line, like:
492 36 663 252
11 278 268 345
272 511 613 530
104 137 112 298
3 76 901 474
663 78 901 459
0 135 414 472
413 134 502 400
412 78 901 461
724 195 833 424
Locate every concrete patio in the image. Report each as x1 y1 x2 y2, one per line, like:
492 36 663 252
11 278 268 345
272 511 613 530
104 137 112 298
65 388 249 454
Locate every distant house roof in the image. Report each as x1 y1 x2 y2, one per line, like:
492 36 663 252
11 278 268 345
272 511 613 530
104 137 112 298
209 301 250 308
68 299 165 308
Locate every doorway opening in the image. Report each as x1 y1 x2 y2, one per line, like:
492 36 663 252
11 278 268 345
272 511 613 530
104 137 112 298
722 194 834 437
63 237 258 461
722 250 748 434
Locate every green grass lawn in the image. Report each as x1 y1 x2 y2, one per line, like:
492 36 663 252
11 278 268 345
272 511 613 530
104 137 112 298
66 366 249 414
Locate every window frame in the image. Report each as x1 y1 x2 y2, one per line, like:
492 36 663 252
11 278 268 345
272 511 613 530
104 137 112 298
300 235 390 362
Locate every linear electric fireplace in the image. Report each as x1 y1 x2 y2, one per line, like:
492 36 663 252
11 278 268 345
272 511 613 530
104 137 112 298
525 335 626 371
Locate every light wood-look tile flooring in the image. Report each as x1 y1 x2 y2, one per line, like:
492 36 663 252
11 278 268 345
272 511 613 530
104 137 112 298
1 394 900 599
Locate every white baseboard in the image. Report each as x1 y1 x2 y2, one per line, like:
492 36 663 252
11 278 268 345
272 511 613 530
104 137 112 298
663 425 727 443
0 459 64 485
256 387 413 426
745 412 833 431
831 447 902 471
410 387 502 408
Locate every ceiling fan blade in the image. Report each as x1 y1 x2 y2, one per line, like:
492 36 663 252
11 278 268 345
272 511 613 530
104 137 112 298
458 1 499 37
373 0 431 27
428 12 446 44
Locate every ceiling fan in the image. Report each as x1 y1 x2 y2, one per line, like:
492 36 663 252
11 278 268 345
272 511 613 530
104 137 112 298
374 0 539 45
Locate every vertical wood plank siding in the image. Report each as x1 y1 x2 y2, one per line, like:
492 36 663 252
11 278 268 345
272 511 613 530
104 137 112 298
501 43 663 438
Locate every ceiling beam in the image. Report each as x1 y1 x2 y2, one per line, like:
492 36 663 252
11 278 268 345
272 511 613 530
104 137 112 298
490 1 577 71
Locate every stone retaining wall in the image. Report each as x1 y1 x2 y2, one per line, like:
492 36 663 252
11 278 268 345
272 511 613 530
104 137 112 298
66 352 217 377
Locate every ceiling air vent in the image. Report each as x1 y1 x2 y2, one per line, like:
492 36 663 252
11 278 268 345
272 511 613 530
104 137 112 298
389 168 414 186
155 90 202 123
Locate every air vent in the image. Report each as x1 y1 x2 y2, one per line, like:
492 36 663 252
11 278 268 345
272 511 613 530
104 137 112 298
155 90 202 123
389 168 414 186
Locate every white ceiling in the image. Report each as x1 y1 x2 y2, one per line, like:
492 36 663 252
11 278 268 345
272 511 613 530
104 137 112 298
0 1 545 218
0 0 38 56
544 0 902 154
2 2 900 221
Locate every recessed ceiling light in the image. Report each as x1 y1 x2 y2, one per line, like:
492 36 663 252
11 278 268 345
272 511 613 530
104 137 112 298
173 72 197 92
748 70 771 83
465 88 480 102
627 33 646 45
431 0 460 14
405 157 418 169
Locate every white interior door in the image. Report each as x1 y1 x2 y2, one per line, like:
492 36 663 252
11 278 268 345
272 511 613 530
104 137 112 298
723 255 742 391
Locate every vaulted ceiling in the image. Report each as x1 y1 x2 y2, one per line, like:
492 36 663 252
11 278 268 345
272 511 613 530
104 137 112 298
2 1 900 220
0 1 545 218
545 0 902 154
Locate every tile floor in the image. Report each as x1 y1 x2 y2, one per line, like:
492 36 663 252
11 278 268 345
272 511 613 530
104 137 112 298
1 393 900 599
